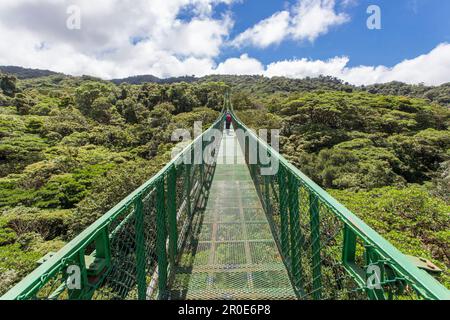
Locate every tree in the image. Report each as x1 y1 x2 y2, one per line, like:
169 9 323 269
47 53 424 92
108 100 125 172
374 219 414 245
0 74 17 97
231 91 254 110
117 98 148 124
75 82 113 117
432 161 450 204
91 97 113 124
14 93 33 115
166 83 199 113
388 129 450 182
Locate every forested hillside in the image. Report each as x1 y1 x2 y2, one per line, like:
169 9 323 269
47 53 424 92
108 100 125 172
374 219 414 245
3 66 449 107
0 69 449 294
0 66 61 80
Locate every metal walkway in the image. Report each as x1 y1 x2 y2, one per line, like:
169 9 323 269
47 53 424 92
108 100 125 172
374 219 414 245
168 126 296 300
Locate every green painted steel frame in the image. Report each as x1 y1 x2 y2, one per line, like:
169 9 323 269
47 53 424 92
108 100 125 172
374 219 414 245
229 107 450 301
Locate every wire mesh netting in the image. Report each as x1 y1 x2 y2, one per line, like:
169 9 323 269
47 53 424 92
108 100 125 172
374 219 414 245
168 127 296 300
231 112 448 301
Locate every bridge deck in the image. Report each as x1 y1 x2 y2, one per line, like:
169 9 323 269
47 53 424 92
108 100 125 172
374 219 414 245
168 126 296 300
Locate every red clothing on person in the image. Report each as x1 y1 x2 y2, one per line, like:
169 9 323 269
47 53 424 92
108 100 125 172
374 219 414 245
226 114 232 129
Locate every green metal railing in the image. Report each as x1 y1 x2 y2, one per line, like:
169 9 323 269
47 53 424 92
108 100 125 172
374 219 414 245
230 107 450 300
2 93 449 300
1 114 224 300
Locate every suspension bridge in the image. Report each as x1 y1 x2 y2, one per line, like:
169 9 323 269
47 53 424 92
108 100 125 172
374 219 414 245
2 95 449 300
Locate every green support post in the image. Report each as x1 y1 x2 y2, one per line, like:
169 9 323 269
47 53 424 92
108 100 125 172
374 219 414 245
66 250 88 300
278 166 290 261
185 163 192 218
342 225 366 288
365 247 386 300
342 225 357 266
309 192 322 300
167 166 178 269
264 174 271 215
288 174 302 291
94 229 111 271
200 140 205 193
134 194 147 300
156 178 168 300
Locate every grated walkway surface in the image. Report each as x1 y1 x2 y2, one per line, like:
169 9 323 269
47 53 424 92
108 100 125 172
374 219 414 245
169 126 296 300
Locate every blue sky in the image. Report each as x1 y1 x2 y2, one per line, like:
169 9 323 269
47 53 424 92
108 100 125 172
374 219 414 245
0 0 449 85
223 0 450 67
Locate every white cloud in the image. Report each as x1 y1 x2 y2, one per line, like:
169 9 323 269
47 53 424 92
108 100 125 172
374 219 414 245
0 0 237 78
264 43 450 86
156 16 233 58
0 1 448 85
339 0 359 8
231 0 349 48
214 54 264 75
231 11 290 48
265 56 350 78
290 0 349 42
340 43 450 85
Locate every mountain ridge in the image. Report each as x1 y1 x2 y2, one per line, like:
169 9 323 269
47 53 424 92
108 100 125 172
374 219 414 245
1 65 449 108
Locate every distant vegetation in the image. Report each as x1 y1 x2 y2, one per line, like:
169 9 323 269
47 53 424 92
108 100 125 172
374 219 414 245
0 66 61 80
3 66 449 107
0 67 449 293
111 75 197 85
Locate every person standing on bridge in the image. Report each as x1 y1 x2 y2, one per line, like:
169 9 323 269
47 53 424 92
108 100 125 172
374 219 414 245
225 112 232 131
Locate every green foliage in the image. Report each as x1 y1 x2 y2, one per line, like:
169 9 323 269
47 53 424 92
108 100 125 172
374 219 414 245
75 82 115 121
14 93 34 115
0 74 18 97
173 107 220 131
332 186 450 286
363 81 450 108
72 157 168 233
243 90 450 189
0 244 42 281
0 218 17 245
194 82 227 110
0 94 11 108
233 109 282 130
30 95 60 116
166 82 199 113
388 129 450 182
34 174 87 209
296 144 405 190
431 160 450 204
116 98 148 124
0 206 69 292
0 239 65 294
90 97 114 124
25 117 45 134
2 207 73 240
231 91 255 110
44 107 89 137
200 75 355 97
0 133 47 177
